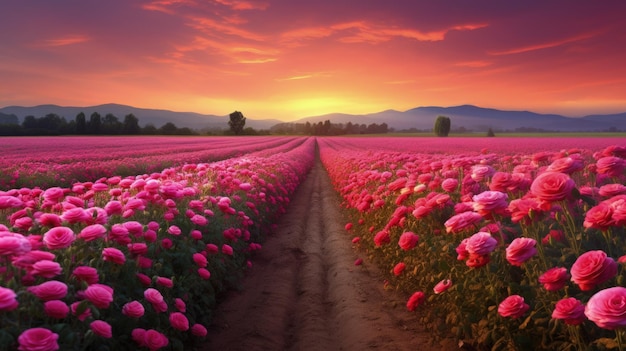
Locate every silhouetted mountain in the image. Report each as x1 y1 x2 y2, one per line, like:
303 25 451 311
2 103 624 132
0 104 282 131
294 105 626 132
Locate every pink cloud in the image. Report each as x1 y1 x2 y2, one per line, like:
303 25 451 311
40 35 90 47
489 32 595 55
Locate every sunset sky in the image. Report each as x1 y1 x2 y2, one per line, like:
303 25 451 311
1 1 625 121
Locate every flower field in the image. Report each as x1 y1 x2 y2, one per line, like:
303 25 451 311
0 136 314 350
0 136 304 189
319 137 626 351
2 134 626 351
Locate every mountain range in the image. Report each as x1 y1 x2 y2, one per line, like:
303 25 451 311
1 103 624 132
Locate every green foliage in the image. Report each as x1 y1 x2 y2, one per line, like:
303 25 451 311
434 115 451 137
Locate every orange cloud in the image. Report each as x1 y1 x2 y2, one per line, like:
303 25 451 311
214 0 269 10
188 16 265 41
282 21 487 45
454 60 493 68
489 32 595 55
41 35 90 47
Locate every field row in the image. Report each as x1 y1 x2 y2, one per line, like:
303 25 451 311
318 137 626 350
0 136 314 350
0 136 303 189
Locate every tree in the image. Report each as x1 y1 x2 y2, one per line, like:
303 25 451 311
434 115 451 137
102 113 121 134
123 114 140 134
228 111 246 135
160 122 178 135
487 128 495 137
88 112 102 134
76 112 86 134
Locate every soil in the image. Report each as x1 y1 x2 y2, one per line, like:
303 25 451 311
201 151 458 351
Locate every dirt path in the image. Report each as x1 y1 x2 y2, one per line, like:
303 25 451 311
202 149 456 351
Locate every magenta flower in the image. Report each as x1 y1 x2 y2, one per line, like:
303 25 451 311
538 267 570 291
498 295 530 319
393 262 406 276
398 231 419 250
570 250 617 291
122 301 145 318
78 224 107 242
90 320 113 338
30 260 62 278
42 226 75 250
84 284 114 309
102 247 126 265
169 312 190 331
43 300 69 319
0 286 18 311
552 297 586 325
27 281 68 301
465 232 498 256
18 328 59 351
530 171 575 203
585 287 626 330
505 237 537 266
406 291 426 311
72 266 99 285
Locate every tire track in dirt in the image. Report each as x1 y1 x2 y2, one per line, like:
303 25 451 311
202 144 455 351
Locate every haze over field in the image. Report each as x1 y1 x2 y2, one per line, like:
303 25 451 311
1 1 625 121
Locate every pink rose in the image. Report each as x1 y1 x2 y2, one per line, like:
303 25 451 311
44 300 69 319
441 178 458 192
570 250 617 291
444 211 483 233
344 222 353 231
174 298 186 312
17 328 59 351
472 191 509 218
193 253 208 268
538 267 570 291
191 323 208 337
77 224 107 242
585 286 626 330
0 232 32 256
498 295 530 318
221 244 233 256
406 291 426 312
132 328 147 347
27 281 68 301
505 237 537 266
102 247 126 265
530 171 575 202
72 266 99 285
552 297 586 325
205 243 219 254
156 277 173 288
508 198 543 224
433 279 453 294
90 320 112 338
122 301 145 318
0 286 18 311
596 156 625 177
191 214 208 226
42 226 75 250
373 230 390 246
398 231 419 250
393 262 406 276
198 268 211 280
169 312 190 331
31 260 62 278
144 288 164 304
465 232 498 256
583 203 615 231
167 225 181 236
84 284 114 309
143 329 169 350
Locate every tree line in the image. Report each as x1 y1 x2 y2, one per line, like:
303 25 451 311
0 112 196 136
270 120 389 135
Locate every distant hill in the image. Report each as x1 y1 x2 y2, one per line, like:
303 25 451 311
0 103 282 131
292 105 626 132
1 103 624 132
